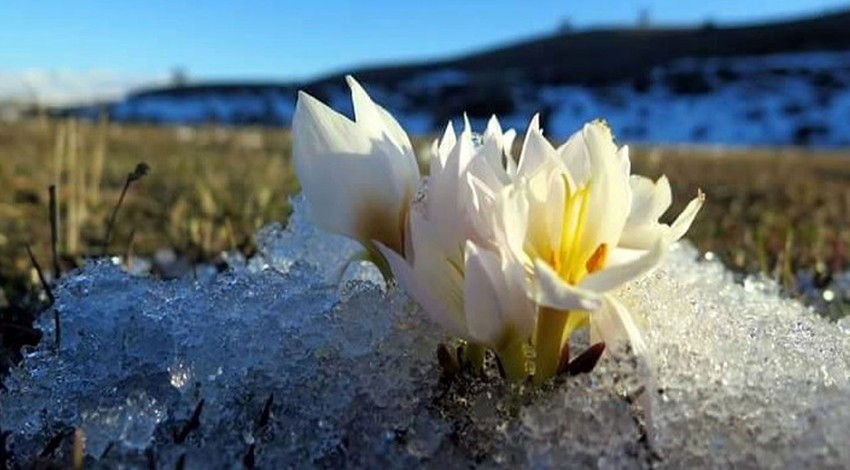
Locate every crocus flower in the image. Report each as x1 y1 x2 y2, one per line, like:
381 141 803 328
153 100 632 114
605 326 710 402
292 76 704 384
293 78 534 376
494 119 704 382
292 76 420 276
376 118 535 378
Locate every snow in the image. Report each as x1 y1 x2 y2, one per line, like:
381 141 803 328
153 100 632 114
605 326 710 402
3 196 850 467
535 50 850 146
107 90 295 126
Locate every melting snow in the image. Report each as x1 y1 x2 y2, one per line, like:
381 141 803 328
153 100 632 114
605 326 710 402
2 197 850 467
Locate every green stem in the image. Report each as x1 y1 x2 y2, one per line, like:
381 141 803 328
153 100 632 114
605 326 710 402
498 340 528 382
534 306 568 384
364 241 395 284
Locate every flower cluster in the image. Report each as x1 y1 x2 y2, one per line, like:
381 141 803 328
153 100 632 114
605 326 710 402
293 76 704 383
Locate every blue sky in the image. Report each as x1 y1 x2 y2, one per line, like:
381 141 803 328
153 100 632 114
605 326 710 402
0 0 848 82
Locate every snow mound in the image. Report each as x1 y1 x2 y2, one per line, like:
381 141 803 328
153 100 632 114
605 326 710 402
2 198 850 468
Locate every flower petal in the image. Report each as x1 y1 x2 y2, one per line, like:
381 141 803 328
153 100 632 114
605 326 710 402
556 127 591 184
533 259 603 311
668 190 706 243
375 240 467 338
484 115 503 141
619 175 673 249
292 90 415 252
578 236 666 293
346 75 413 155
346 76 420 195
578 121 631 263
465 173 499 246
496 184 531 270
591 295 647 357
517 114 554 178
464 242 534 349
630 175 672 225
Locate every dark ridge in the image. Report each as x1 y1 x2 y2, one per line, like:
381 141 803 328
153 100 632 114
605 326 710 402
307 8 850 88
130 82 297 99
66 8 850 102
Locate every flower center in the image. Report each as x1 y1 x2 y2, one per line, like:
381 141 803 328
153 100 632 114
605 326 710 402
552 177 607 285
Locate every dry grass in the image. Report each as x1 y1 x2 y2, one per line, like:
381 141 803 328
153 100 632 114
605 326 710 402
0 120 296 298
629 145 850 288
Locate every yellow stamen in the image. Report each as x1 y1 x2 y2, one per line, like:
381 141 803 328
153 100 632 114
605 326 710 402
558 183 591 284
533 178 600 383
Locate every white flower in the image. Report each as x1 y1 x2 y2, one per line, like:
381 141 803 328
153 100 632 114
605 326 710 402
292 76 420 260
376 117 535 376
292 77 532 367
292 75 705 383
495 119 704 382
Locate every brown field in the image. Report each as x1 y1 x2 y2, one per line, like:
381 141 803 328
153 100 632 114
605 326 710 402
1 119 849 309
0 119 295 300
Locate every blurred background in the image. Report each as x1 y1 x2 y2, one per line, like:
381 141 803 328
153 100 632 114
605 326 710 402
3 1 850 145
0 0 850 147
2 1 850 348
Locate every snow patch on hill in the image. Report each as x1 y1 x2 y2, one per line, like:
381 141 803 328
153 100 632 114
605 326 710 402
71 50 850 147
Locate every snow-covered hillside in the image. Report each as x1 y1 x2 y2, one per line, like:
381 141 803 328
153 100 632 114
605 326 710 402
70 50 850 146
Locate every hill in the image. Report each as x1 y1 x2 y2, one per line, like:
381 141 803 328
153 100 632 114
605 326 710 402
60 9 850 146
307 8 850 88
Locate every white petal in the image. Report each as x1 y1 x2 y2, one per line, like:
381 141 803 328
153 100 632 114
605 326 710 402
544 171 568 258
533 259 603 311
294 90 370 154
463 113 473 136
477 135 509 184
465 173 499 245
502 128 518 156
484 115 503 140
628 175 672 225
481 117 518 178
556 127 591 184
466 151 506 191
579 236 666 293
591 295 647 356
501 250 537 339
457 118 475 174
427 133 479 258
503 129 519 179
496 185 530 268
517 114 552 178
346 76 412 152
435 121 456 169
375 241 468 338
606 246 651 265
293 92 406 248
616 145 632 179
668 190 706 242
345 76 420 187
577 121 631 263
620 175 692 250
464 242 534 349
618 176 670 249
616 224 667 251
